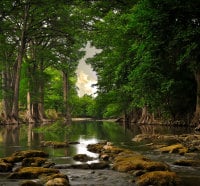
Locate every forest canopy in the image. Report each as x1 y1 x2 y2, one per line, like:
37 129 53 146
0 0 199 126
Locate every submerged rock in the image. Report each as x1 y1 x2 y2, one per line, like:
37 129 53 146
40 141 69 148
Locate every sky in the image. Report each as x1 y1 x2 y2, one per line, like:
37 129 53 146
76 42 101 97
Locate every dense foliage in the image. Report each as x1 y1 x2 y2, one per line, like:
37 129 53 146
86 0 199 125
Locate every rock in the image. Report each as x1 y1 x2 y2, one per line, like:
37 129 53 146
22 157 47 167
89 162 110 169
157 143 188 155
68 141 80 145
40 141 69 148
112 153 169 172
12 150 49 159
87 143 105 153
73 154 93 162
20 180 43 186
46 177 69 186
136 171 181 186
7 167 59 179
174 159 200 167
0 158 13 172
41 173 69 186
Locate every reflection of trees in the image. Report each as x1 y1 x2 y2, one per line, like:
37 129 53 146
27 123 40 147
139 125 157 135
2 125 20 146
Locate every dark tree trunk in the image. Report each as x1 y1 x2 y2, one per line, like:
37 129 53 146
193 71 200 127
11 3 29 123
63 71 71 124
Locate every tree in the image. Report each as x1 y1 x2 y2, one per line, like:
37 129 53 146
87 0 197 125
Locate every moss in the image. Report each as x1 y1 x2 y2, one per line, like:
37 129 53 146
158 144 188 154
8 167 59 179
22 157 47 167
12 150 49 158
46 177 70 186
87 143 105 153
40 173 69 185
136 171 181 186
113 154 169 172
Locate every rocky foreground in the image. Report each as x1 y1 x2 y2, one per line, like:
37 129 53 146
0 137 185 186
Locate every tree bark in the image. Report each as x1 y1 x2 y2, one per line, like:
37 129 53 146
11 3 29 123
63 71 71 124
192 71 200 126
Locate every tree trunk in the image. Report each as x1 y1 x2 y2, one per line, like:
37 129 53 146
63 71 71 124
11 4 29 123
193 71 200 126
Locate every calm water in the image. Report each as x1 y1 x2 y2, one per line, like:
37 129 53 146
0 121 199 186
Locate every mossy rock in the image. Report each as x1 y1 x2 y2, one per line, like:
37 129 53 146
158 144 188 155
87 143 105 153
40 173 69 185
73 154 93 162
3 155 24 163
46 177 70 186
103 145 125 154
12 150 49 159
174 159 200 167
0 159 13 172
136 171 181 186
40 141 69 148
20 180 43 186
8 167 59 179
89 161 110 169
113 154 169 172
22 157 47 167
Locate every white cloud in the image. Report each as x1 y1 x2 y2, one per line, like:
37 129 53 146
76 70 97 97
76 42 101 97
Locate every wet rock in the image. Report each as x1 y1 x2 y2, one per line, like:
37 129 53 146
132 134 179 144
12 150 49 159
46 177 69 186
7 167 59 179
0 158 13 172
174 159 200 167
40 141 69 148
41 173 69 186
157 143 188 155
136 171 181 186
73 154 93 162
20 180 43 186
87 143 105 153
68 141 80 145
112 153 169 172
89 161 110 169
22 157 47 167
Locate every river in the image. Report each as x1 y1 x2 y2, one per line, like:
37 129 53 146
0 120 199 185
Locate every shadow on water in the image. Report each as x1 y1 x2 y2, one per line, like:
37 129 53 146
0 121 199 185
